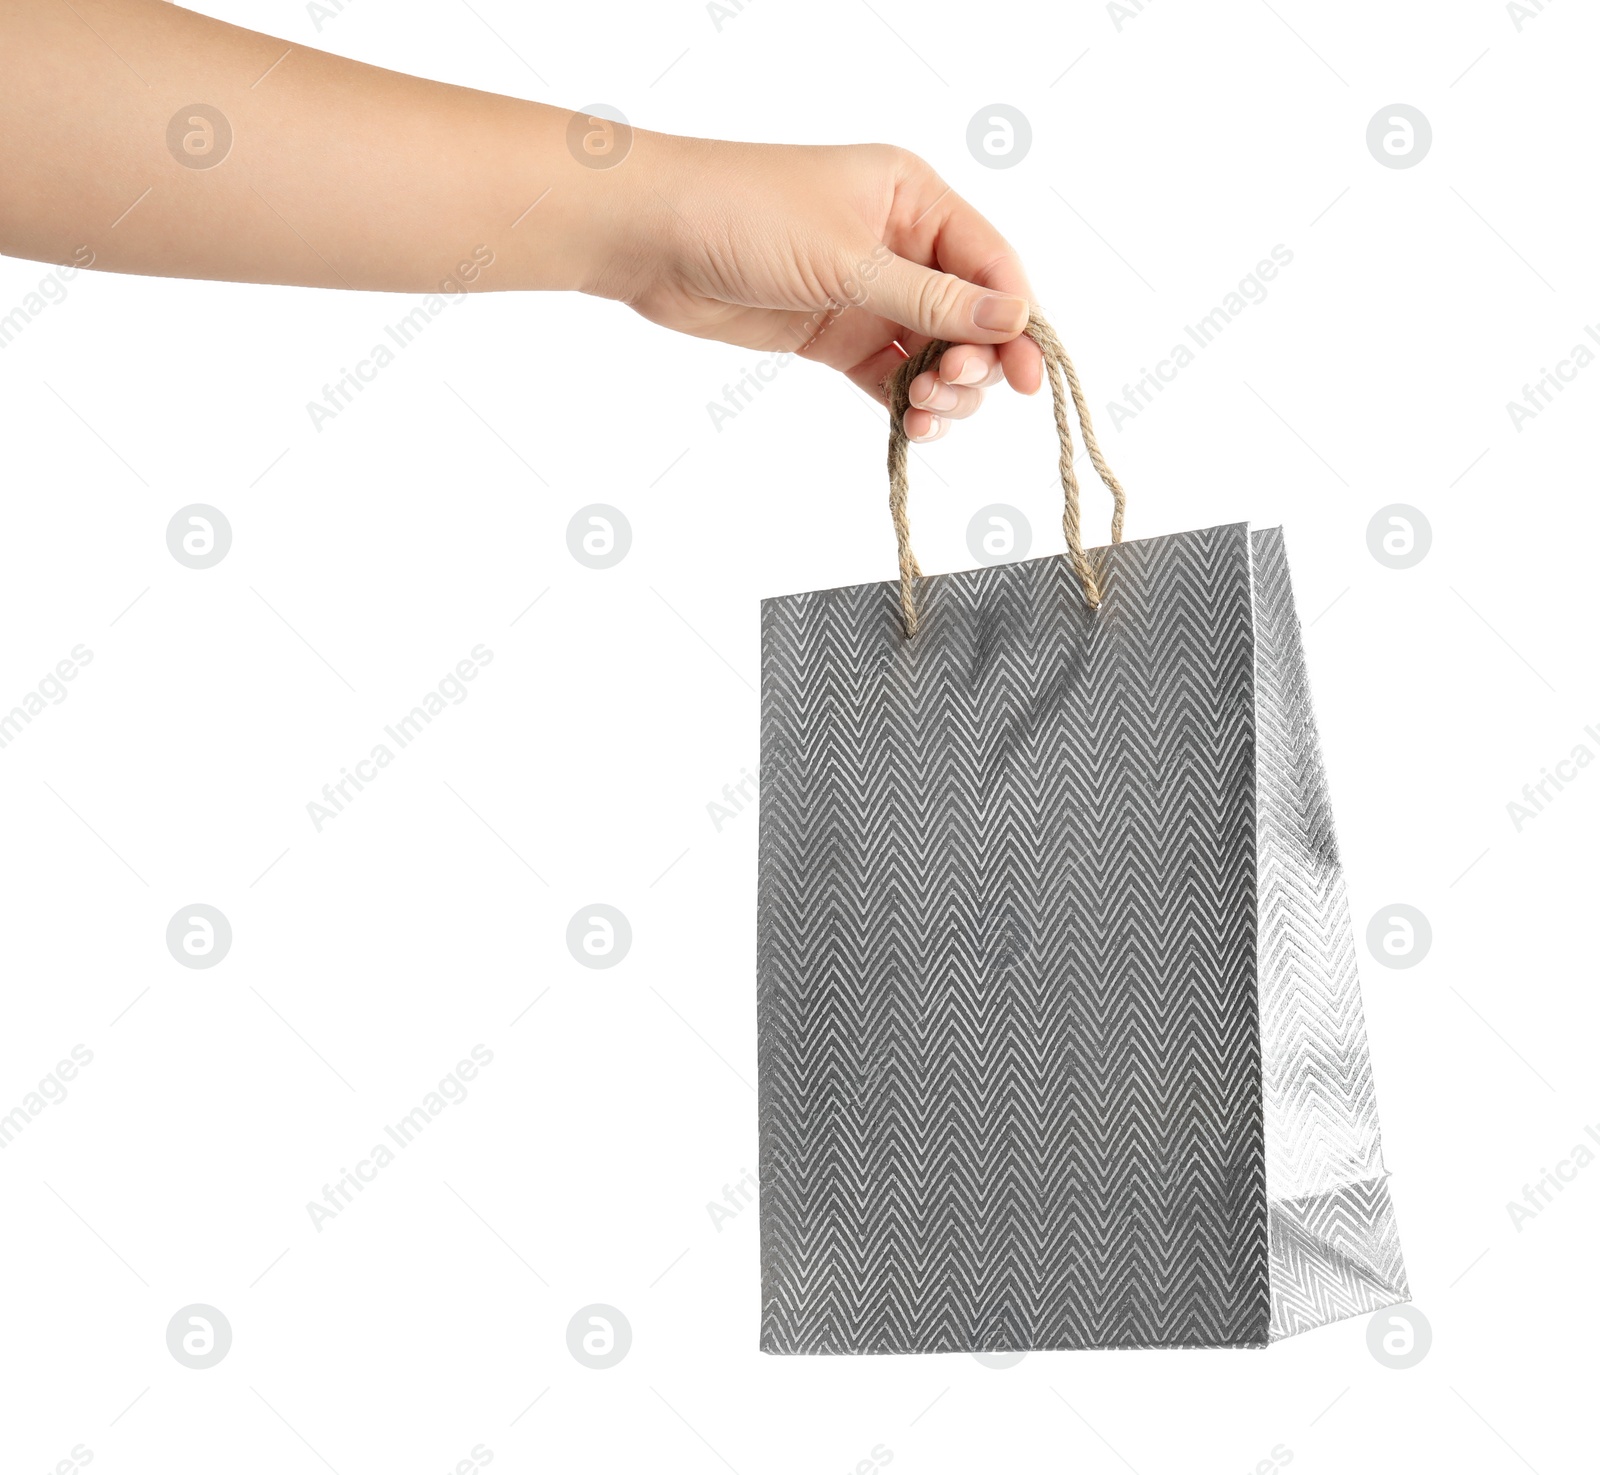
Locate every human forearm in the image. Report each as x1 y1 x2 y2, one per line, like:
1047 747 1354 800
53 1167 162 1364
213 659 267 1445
3 0 1044 434
0 0 633 295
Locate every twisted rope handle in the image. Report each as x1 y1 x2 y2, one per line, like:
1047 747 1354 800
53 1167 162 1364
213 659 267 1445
885 309 1127 639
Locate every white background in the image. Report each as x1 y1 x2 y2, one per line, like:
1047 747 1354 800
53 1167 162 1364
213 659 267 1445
3 0 1596 1471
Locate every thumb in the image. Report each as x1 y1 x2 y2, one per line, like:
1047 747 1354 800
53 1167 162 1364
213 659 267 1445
868 254 1031 344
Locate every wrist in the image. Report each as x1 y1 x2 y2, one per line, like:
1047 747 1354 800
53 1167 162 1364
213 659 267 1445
478 104 693 301
563 121 690 302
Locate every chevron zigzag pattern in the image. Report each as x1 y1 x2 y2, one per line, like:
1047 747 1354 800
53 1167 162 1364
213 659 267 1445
758 523 1269 1352
756 521 1407 1352
1250 527 1409 1338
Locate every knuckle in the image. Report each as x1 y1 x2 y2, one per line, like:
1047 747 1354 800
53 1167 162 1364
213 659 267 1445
858 141 916 173
916 271 967 329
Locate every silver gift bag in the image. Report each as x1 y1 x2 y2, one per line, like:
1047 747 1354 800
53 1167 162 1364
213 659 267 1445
756 316 1408 1353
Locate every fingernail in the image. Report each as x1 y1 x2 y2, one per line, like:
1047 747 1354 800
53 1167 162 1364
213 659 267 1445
914 382 958 412
909 415 942 442
949 359 988 386
972 294 1028 333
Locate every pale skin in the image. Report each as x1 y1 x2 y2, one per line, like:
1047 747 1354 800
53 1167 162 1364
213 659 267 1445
0 0 1043 440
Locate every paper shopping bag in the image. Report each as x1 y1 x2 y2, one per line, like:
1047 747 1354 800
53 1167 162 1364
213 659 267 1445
755 315 1408 1352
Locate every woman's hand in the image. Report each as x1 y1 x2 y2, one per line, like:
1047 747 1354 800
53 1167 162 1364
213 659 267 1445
0 0 1040 438
592 134 1042 441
